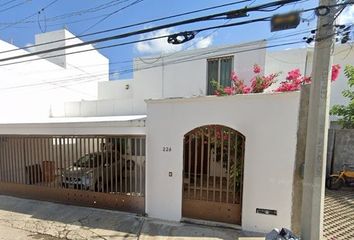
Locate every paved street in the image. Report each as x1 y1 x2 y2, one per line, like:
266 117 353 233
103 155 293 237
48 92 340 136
324 189 354 240
1 189 353 240
0 195 263 240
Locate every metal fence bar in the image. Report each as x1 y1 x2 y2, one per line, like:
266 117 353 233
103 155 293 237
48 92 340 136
239 136 245 205
114 138 118 193
110 137 113 193
10 138 15 183
100 137 104 193
120 138 123 193
12 138 18 184
188 135 192 198
139 138 143 195
226 131 231 204
220 129 224 202
200 130 204 200
30 137 35 185
233 134 238 204
206 128 210 201
0 137 4 181
80 137 84 191
41 138 46 187
194 133 198 199
213 126 217 202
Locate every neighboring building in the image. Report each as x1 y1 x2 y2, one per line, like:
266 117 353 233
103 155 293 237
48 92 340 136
265 43 354 121
0 29 109 122
54 42 354 120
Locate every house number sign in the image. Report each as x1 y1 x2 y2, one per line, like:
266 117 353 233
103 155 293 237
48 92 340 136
162 146 172 152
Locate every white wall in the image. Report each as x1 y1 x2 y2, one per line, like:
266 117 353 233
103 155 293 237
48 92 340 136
265 44 354 111
133 41 267 114
58 41 267 117
145 92 300 232
0 29 109 121
98 79 133 100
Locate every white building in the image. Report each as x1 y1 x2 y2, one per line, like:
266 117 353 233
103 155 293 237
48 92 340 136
54 41 353 120
0 31 351 234
0 29 109 122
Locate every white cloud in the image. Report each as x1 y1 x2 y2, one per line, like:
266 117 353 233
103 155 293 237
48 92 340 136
194 35 213 49
135 28 183 54
135 27 214 54
339 5 354 25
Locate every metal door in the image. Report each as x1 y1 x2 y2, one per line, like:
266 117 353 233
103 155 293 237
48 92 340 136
182 125 244 225
0 135 146 214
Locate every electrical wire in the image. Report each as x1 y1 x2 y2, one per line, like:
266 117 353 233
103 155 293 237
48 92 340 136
0 0 301 55
0 0 29 13
0 0 305 62
0 0 253 55
79 0 145 35
0 0 18 8
0 15 274 66
0 0 60 31
0 40 304 91
0 30 313 91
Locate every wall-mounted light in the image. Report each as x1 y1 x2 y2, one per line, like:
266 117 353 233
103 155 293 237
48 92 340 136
125 84 130 90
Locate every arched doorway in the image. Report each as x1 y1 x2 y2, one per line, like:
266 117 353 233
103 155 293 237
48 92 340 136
182 125 245 225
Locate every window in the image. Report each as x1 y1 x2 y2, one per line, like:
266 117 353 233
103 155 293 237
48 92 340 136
207 56 233 95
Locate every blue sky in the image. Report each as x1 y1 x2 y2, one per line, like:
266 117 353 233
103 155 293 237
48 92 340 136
1 0 352 79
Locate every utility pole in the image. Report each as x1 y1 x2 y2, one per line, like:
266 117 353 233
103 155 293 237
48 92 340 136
301 0 337 239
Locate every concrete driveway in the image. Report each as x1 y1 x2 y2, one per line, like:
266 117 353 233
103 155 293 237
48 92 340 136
324 189 354 240
0 195 263 240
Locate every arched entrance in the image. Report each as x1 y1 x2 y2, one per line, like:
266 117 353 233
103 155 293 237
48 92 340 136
182 125 245 225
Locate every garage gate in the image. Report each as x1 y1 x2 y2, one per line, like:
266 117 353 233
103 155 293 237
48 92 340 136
0 135 145 213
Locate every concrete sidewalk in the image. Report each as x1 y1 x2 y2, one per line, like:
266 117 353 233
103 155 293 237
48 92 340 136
0 195 263 240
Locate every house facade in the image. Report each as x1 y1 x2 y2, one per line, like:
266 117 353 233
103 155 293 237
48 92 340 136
0 29 109 122
0 30 350 233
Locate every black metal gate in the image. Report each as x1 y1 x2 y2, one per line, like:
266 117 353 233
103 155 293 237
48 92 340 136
0 135 145 213
182 125 244 225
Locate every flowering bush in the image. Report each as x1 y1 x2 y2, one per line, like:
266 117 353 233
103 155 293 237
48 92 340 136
275 64 341 92
212 64 341 96
212 64 279 96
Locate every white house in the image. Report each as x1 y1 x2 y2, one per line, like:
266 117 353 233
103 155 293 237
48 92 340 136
53 41 353 120
0 29 109 122
0 30 350 233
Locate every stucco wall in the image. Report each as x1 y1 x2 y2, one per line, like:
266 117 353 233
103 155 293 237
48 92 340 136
97 80 133 100
145 92 300 232
0 29 109 121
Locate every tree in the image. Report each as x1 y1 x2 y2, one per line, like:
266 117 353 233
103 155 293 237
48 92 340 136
330 65 354 129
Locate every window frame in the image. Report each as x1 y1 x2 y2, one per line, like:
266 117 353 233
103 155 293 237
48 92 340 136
206 56 234 95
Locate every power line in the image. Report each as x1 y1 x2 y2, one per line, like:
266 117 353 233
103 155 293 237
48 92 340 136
0 0 17 8
0 0 131 25
0 0 304 62
0 13 320 68
0 0 253 55
0 40 304 91
79 0 145 34
0 0 29 13
0 15 277 66
0 0 60 31
0 31 312 91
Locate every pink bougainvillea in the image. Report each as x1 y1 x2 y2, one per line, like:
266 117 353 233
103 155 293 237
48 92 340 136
253 64 261 74
213 64 279 96
331 64 341 82
213 64 341 96
275 64 340 92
